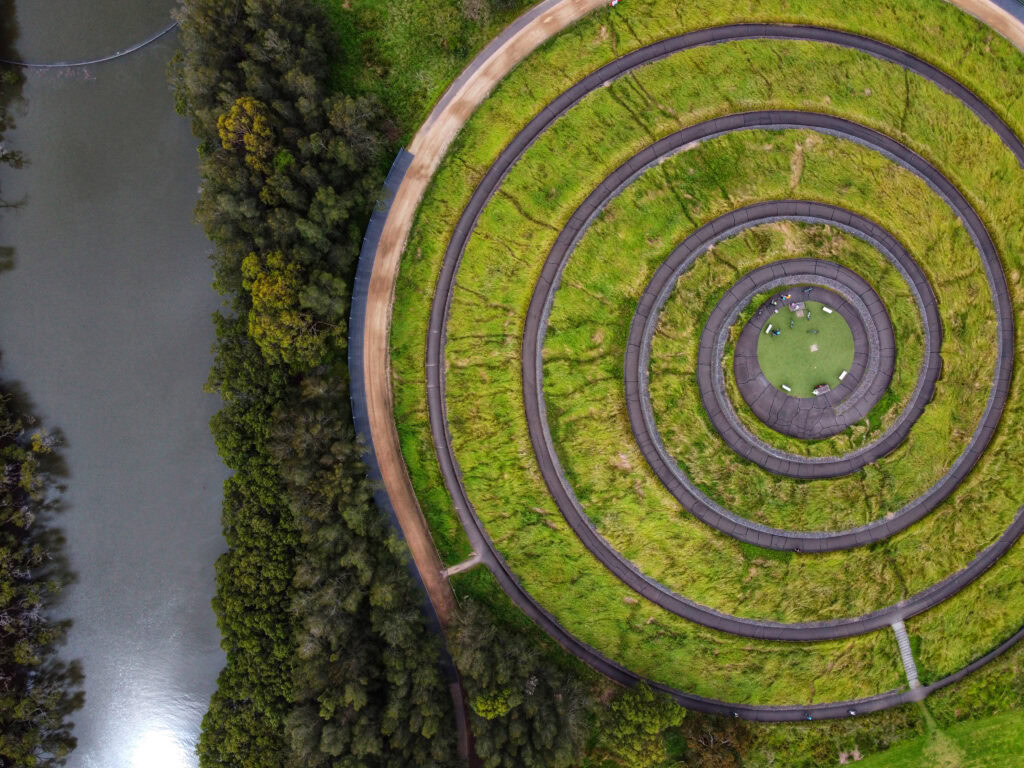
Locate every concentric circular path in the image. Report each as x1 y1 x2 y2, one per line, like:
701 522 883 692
383 19 1024 718
664 215 921 466
632 205 935 480
523 118 1011 555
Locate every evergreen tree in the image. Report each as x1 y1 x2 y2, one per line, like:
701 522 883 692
450 601 587 768
175 2 457 765
0 389 82 767
596 683 686 768
271 373 457 768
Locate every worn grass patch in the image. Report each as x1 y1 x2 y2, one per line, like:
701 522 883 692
390 0 1024 703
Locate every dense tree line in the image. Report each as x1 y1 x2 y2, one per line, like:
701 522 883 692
450 600 689 768
173 1 459 765
0 386 82 766
173 1 700 765
450 601 588 767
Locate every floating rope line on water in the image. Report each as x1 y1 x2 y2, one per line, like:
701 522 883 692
0 21 178 68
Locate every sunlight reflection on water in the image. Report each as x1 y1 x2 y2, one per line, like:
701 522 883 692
131 727 191 768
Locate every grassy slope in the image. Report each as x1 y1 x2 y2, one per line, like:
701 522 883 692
537 128 1006 617
549 129 965 537
390 0 1024 703
856 709 1024 768
442 59 1013 614
319 0 534 140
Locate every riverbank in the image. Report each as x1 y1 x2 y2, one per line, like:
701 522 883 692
0 4 228 764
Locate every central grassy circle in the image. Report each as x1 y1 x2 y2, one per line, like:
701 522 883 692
756 297 855 397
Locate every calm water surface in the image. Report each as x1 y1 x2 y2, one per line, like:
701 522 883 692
0 3 227 766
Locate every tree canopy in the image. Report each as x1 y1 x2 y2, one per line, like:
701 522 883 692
0 389 82 767
174 1 458 765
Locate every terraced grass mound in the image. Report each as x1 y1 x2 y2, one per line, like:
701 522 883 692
388 0 1024 714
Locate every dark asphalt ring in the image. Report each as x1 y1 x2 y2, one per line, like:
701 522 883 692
425 27 1023 710
704 259 897 443
727 270 893 440
653 212 933 478
622 177 1004 549
521 114 1017 636
529 113 1012 556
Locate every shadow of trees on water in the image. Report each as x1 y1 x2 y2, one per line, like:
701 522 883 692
0 2 84 765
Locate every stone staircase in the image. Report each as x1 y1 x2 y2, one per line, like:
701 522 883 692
891 619 921 689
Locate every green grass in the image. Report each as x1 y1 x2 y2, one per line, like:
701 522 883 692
857 709 1024 767
389 0 1024 704
694 224 924 460
319 0 534 138
538 129 993 614
738 638 1024 766
755 300 855 397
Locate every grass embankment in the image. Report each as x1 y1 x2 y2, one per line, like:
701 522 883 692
857 709 1024 767
391 0 1024 703
553 130 961 546
523 126 996 622
319 0 533 139
755 300 854 396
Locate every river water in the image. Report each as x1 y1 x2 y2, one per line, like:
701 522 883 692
0 3 227 766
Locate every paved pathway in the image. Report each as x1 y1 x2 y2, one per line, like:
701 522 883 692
355 9 1024 721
